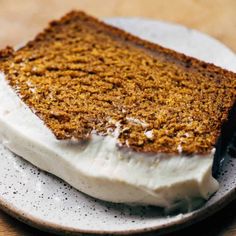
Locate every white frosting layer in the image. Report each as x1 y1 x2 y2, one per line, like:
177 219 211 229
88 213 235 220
0 72 219 209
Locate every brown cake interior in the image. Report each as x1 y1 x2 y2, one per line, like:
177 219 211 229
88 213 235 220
0 11 236 155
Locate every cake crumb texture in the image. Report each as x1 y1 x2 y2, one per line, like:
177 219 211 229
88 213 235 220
0 11 236 154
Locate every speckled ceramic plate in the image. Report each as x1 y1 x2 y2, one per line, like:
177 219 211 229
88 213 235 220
0 18 236 235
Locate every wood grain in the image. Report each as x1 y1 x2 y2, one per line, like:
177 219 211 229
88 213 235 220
0 0 235 235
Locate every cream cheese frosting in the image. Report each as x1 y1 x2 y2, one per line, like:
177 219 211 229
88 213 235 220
0 72 219 210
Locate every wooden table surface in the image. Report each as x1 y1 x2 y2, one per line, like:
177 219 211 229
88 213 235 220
0 0 236 235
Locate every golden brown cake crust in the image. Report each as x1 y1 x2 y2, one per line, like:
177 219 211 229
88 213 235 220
0 11 236 155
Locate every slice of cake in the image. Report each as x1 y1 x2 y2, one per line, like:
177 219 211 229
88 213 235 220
0 11 235 211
